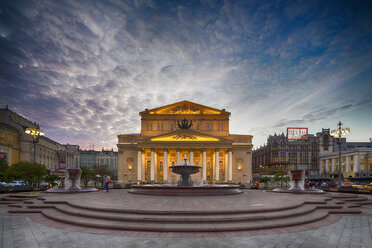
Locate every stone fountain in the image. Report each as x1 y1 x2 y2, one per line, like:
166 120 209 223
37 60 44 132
129 155 242 196
273 169 324 194
169 155 201 186
47 168 98 193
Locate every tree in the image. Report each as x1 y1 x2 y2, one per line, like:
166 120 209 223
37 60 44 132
274 168 285 187
5 161 47 187
283 175 290 187
44 175 60 182
80 166 94 187
259 176 270 189
0 159 8 182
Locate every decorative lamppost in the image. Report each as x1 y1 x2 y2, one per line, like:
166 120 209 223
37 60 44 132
25 124 44 163
331 121 350 186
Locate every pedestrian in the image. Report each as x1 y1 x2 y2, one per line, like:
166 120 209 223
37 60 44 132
104 174 111 192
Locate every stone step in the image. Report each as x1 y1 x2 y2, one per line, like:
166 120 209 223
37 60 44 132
47 203 317 223
64 200 306 215
8 209 42 213
41 208 330 232
0 197 29 201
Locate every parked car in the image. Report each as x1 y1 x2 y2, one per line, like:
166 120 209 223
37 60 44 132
319 182 330 191
351 184 364 189
338 185 358 193
363 183 372 190
6 180 25 187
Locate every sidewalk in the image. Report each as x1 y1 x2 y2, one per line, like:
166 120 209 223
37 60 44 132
1 206 372 248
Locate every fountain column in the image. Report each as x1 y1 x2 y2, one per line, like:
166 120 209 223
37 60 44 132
202 149 207 183
137 150 142 183
190 149 194 164
215 149 219 182
163 149 168 183
150 149 155 183
176 149 181 164
228 149 232 182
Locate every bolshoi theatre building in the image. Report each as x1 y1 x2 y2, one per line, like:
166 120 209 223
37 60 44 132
117 101 253 184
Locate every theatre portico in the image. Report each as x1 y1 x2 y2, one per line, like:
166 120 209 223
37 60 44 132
117 101 253 184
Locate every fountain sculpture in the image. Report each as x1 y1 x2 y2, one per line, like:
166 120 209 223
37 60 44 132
169 155 201 186
273 169 324 194
47 168 98 193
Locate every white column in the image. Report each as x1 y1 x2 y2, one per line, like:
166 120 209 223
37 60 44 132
215 149 219 182
202 149 207 182
190 149 194 164
228 149 232 182
176 149 181 164
354 155 359 172
163 149 168 182
331 159 335 173
346 156 349 172
150 149 155 183
325 159 329 173
137 150 142 182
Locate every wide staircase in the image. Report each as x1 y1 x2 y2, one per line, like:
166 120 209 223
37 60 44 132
1 193 371 233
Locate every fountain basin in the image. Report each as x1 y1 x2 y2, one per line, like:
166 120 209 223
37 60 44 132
129 184 243 196
169 164 201 186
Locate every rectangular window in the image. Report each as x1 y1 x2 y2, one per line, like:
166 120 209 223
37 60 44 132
158 123 160 130
206 124 209 130
197 123 199 130
210 124 213 130
218 124 220 131
150 123 152 131
221 124 223 130
161 123 164 130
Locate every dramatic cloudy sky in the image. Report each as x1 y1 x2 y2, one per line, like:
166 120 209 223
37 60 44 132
1 0 371 150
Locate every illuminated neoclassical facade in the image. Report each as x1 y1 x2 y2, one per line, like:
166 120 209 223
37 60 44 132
117 101 253 184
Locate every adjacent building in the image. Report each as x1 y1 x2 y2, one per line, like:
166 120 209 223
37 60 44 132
79 148 118 175
0 106 79 175
117 101 253 184
252 132 321 176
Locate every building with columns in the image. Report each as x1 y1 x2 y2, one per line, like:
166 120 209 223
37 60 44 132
319 149 372 179
117 101 253 184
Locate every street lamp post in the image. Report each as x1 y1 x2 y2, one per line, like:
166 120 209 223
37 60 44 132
25 125 44 163
331 121 350 186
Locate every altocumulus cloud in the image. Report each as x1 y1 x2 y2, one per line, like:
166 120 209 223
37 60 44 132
0 0 371 149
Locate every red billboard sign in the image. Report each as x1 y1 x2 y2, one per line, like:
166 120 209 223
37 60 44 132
287 127 308 140
0 152 8 162
58 153 66 170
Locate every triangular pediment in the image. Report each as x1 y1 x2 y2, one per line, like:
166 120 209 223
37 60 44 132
141 100 229 115
139 130 232 143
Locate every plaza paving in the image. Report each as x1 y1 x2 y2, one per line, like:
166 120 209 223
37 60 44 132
1 190 372 247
